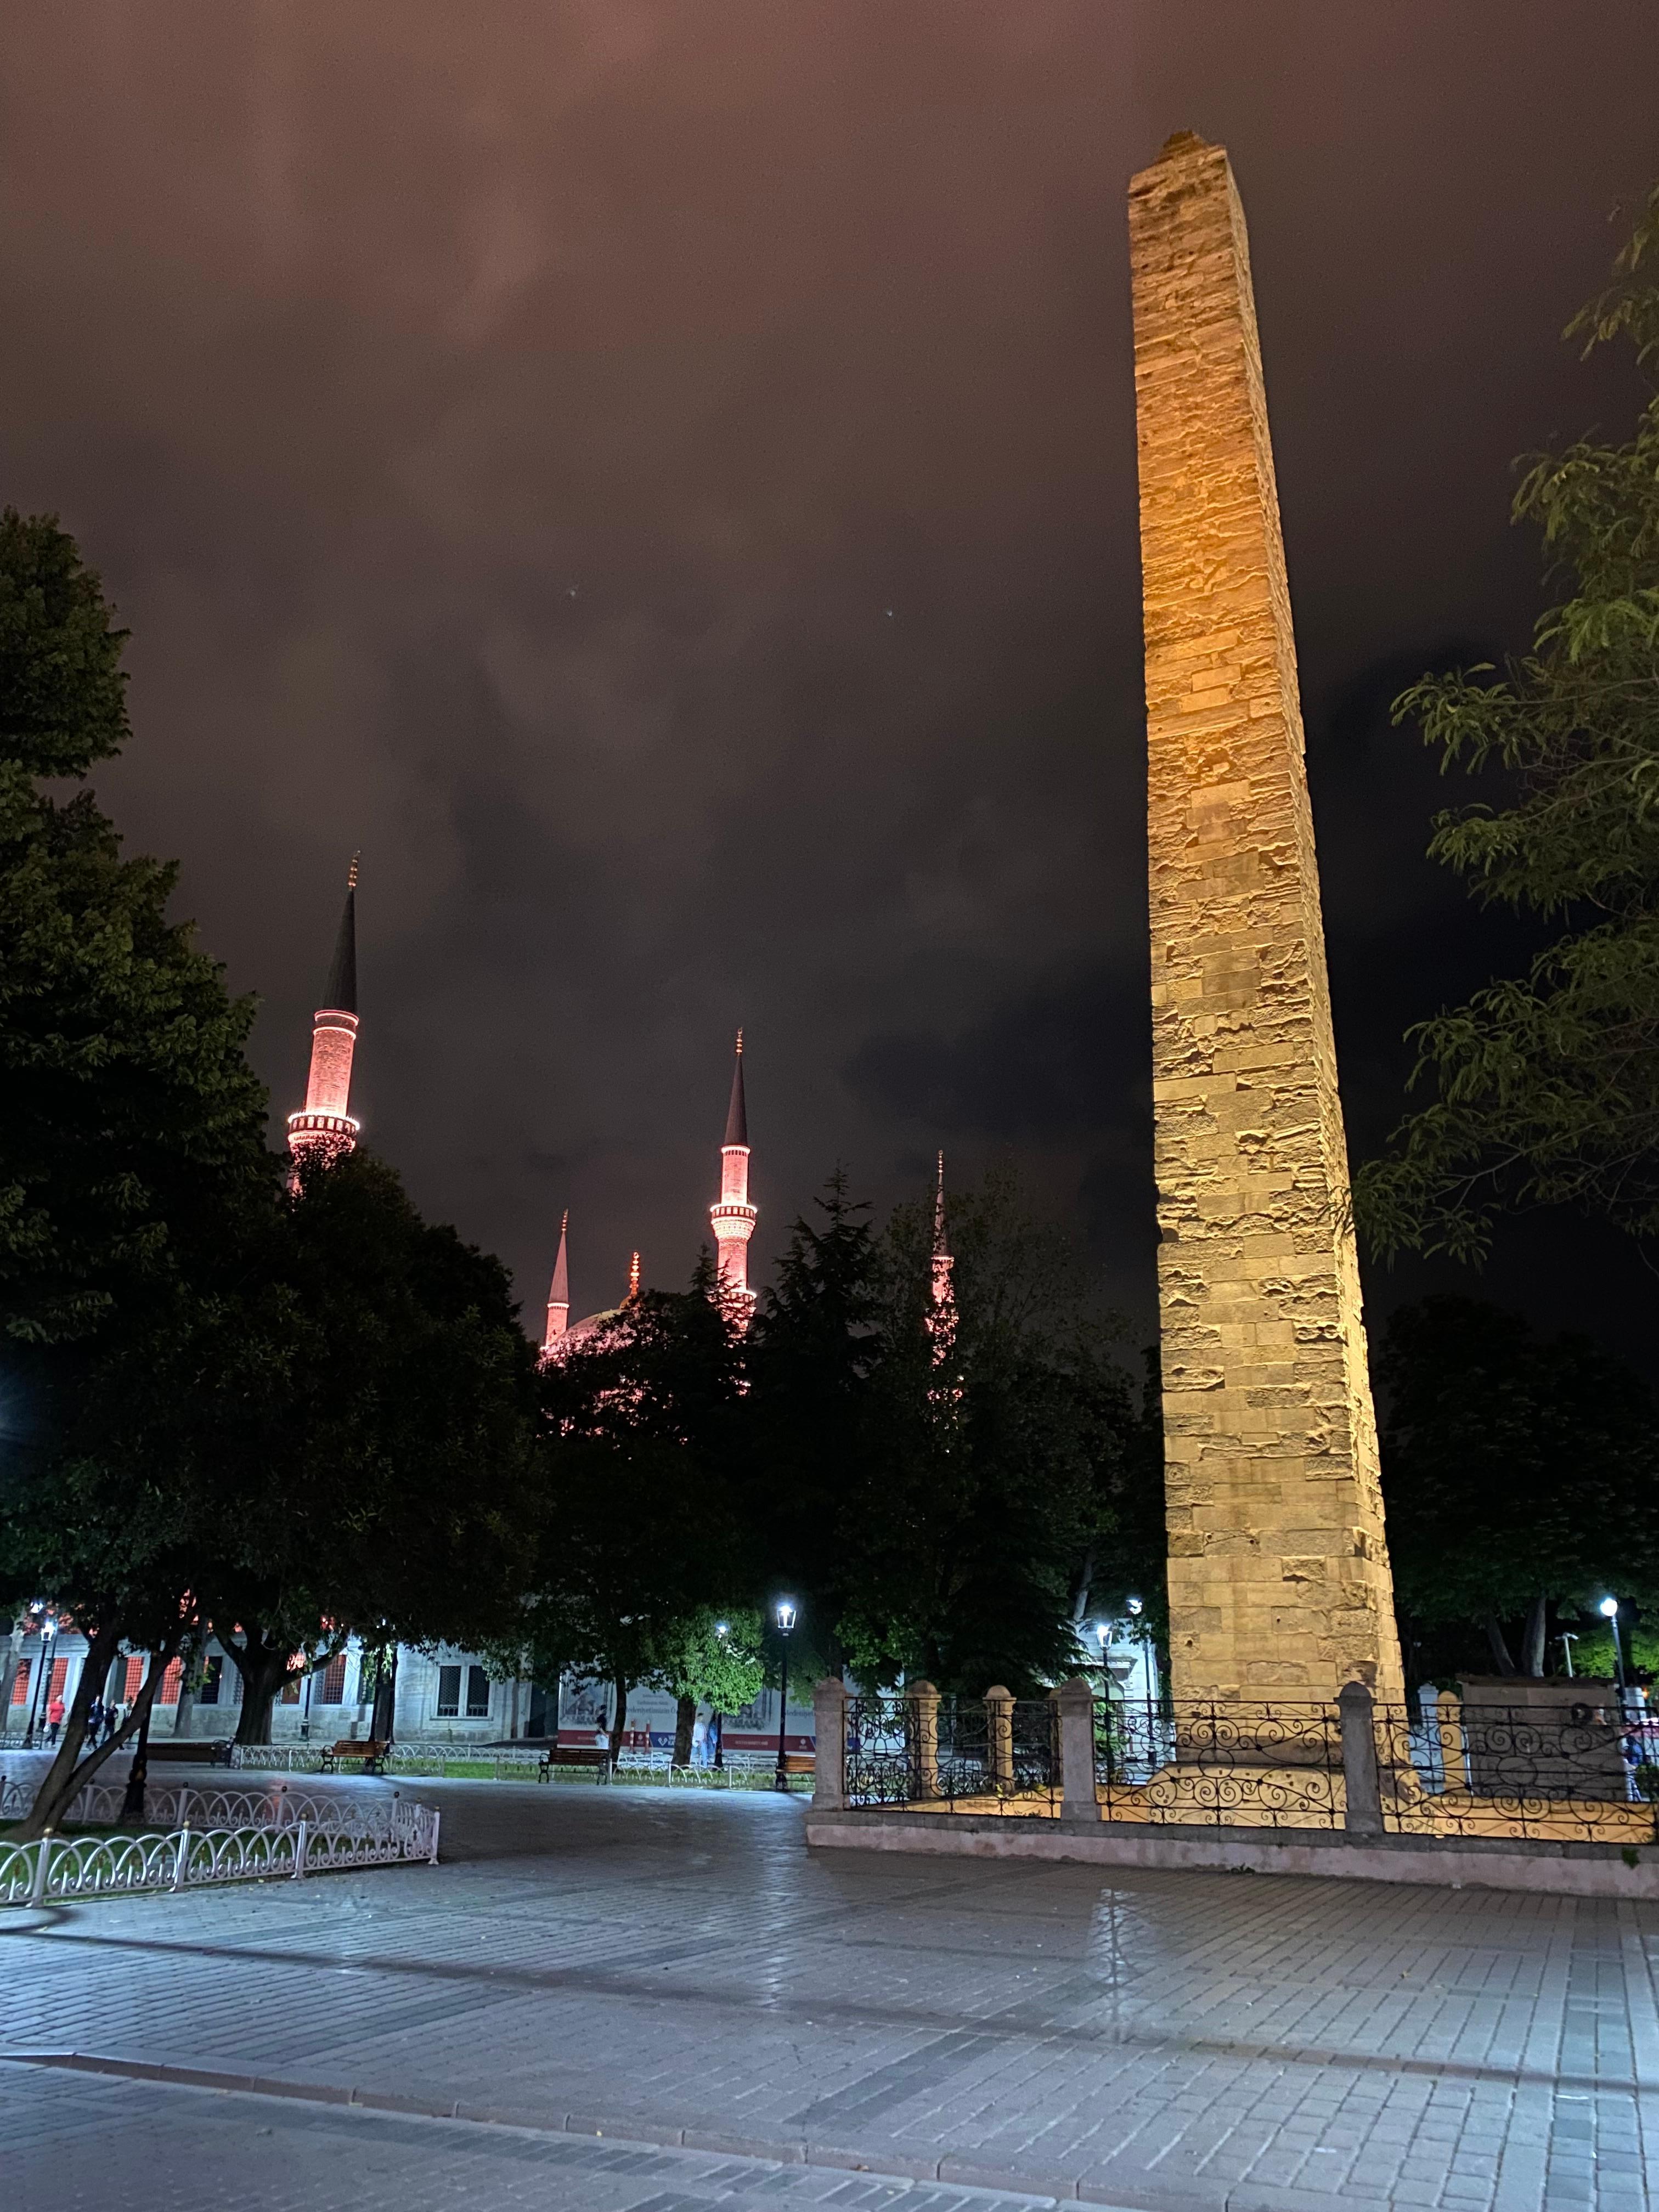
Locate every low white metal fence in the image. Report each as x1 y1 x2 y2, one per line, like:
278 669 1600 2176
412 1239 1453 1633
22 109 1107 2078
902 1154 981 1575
0 1798 439 1908
0 1771 419 1833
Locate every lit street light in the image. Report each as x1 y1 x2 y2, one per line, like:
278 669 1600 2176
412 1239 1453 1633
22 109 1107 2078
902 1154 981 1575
1600 1596 1627 1695
774 1600 797 1790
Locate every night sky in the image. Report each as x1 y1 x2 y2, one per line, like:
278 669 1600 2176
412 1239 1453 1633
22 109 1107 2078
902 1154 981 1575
3 4 1655 1359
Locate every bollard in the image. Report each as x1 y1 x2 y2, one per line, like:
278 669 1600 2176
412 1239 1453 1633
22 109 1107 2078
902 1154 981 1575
984 1686 1015 1796
811 1679 849 1813
428 1809 441 1865
29 1831 53 1906
171 1823 193 1893
1338 1681 1383 1837
292 1818 310 1881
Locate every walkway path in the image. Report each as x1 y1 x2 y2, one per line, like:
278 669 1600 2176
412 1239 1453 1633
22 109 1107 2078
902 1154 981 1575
2 1776 1656 2211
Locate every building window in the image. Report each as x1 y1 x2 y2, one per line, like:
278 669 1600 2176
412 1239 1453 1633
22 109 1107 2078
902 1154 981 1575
123 1655 145 1703
11 1662 31 1706
281 1673 301 1704
159 1657 183 1706
49 1656 69 1702
465 1666 490 1719
319 1653 348 1705
198 1656 223 1706
436 1664 462 1718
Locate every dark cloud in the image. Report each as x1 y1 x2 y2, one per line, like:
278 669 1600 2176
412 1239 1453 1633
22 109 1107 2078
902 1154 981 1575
2 1 1655 1355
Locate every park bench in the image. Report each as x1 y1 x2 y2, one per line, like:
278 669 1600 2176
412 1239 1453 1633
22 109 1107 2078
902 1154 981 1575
779 1752 815 1779
537 1745 613 1784
155 1739 235 1767
319 1739 389 1775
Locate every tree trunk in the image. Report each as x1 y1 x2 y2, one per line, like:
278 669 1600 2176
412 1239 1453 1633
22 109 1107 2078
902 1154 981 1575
1485 1613 1517 1676
120 1688 154 1825
1070 1547 1096 1627
607 1671 629 1761
221 1626 295 1744
12 1622 179 1842
172 1631 205 1743
1521 1593 1549 1679
674 1693 696 1767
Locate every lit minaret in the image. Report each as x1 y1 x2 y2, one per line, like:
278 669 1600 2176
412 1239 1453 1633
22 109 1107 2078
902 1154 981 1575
709 1030 757 1317
287 855 361 1169
543 1211 569 1355
927 1150 957 1364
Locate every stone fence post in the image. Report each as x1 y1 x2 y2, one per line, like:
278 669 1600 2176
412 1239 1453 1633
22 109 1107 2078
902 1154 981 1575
907 1680 939 1801
811 1678 848 1813
1056 1675 1097 1821
1338 1680 1382 1837
984 1685 1014 1795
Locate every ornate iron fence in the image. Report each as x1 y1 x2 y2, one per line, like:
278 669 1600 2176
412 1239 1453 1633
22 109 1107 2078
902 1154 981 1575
0 1799 440 1908
1092 1697 1344 1829
843 1694 1058 1813
1377 1696 1659 1846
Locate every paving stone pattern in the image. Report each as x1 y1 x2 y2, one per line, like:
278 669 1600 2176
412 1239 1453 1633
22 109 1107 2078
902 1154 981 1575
3 1776 1658 2211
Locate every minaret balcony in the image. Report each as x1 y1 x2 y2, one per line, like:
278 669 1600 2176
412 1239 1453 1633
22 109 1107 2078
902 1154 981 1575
287 1109 361 1156
709 1202 757 1238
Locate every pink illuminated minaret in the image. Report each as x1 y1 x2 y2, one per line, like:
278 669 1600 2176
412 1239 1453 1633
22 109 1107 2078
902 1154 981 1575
927 1150 957 1364
543 1211 570 1355
287 855 362 1169
709 1030 757 1318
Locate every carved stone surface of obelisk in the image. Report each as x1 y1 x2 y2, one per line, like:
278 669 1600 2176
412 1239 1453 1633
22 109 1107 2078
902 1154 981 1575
1129 133 1404 1705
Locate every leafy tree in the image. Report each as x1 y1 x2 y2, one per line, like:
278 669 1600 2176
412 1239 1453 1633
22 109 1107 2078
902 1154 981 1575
746 1165 1158 1696
647 1604 764 1764
1376 1297 1659 1682
515 1272 751 1758
205 1149 540 1742
0 512 275 1836
1357 185 1659 1263
833 1163 1150 1694
0 510 270 1347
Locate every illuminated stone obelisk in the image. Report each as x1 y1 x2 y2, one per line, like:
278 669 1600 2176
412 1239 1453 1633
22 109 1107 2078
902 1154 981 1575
1129 134 1403 1705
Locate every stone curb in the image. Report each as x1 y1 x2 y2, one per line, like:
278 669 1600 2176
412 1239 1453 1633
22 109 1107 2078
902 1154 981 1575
0 2050 1362 2212
804 1812 1659 1899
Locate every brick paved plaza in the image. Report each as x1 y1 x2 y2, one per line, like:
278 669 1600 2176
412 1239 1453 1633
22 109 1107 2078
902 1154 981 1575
2 1777 1657 2211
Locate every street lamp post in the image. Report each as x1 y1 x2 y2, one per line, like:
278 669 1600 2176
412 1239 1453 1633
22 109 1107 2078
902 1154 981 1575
1559 1632 1579 1679
712 1621 728 1771
24 1615 55 1750
1600 1597 1627 1696
774 1601 797 1790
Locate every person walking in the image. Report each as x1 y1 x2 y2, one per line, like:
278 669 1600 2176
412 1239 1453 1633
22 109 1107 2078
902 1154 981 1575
103 1701 122 1745
691 1711 710 1769
86 1695 104 1743
44 1692 64 1746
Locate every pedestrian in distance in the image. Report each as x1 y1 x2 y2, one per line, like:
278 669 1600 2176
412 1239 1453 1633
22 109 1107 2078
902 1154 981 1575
86 1695 104 1742
44 1692 64 1745
104 1701 122 1745
691 1711 710 1769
